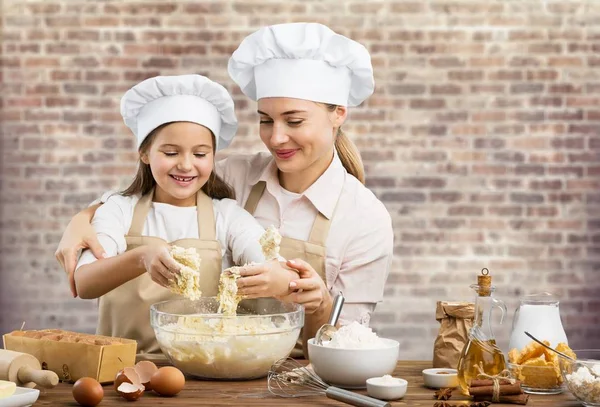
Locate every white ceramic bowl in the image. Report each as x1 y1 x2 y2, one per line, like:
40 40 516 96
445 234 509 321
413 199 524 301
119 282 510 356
307 337 400 389
422 368 459 389
366 376 408 400
0 387 40 407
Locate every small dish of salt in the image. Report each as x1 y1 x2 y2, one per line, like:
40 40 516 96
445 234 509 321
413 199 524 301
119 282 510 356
366 375 408 400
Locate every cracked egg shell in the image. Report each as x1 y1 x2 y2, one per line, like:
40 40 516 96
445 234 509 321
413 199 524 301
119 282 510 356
134 361 158 391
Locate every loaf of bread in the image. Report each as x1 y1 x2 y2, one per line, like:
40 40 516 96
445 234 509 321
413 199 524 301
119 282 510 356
3 329 137 384
7 329 128 345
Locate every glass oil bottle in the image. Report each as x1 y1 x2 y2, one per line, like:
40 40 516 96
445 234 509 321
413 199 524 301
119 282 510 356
456 268 507 395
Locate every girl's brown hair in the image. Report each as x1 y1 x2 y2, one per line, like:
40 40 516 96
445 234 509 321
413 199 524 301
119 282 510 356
325 104 365 184
121 123 234 200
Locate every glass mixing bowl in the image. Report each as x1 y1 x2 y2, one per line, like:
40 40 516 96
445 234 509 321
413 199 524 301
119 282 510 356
559 349 600 407
150 297 303 380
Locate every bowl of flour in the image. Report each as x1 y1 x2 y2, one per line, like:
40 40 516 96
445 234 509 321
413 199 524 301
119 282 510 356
307 321 399 389
560 349 600 406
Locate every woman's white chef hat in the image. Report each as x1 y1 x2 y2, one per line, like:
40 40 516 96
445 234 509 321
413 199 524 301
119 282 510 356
120 74 238 150
227 23 374 107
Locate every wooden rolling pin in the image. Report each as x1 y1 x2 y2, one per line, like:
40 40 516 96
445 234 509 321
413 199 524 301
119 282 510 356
0 349 59 388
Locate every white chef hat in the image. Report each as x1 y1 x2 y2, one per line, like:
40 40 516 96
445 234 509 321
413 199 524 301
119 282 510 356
120 74 237 150
228 23 374 107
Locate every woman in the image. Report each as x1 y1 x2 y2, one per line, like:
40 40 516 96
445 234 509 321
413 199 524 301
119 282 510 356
56 23 394 357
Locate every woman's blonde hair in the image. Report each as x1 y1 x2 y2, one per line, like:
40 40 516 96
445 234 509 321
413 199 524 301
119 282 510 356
121 123 234 200
325 104 365 184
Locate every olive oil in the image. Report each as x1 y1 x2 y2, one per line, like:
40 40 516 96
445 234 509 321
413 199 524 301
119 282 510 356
457 336 506 395
456 269 507 395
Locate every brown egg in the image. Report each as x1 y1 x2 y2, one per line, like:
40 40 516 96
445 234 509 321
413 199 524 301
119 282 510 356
72 377 104 407
150 366 185 397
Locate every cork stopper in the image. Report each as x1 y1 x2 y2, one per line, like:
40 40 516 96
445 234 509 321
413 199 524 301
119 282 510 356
477 268 492 296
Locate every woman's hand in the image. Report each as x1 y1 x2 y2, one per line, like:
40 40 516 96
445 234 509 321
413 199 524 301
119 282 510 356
55 207 106 297
281 259 331 314
141 243 181 288
236 260 299 298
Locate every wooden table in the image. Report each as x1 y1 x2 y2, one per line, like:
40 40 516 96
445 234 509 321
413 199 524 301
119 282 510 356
34 361 581 406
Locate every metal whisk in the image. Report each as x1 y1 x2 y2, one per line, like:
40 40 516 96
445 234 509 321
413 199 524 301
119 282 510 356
268 358 391 407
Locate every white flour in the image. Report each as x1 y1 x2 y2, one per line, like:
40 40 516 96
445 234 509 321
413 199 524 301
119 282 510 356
378 374 402 385
565 364 600 404
322 321 387 349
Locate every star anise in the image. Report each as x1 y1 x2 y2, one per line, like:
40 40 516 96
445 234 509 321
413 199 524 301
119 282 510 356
433 402 455 407
434 387 454 400
469 402 491 407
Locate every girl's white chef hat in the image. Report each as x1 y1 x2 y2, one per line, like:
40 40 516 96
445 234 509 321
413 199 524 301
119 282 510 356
228 23 374 107
120 74 238 150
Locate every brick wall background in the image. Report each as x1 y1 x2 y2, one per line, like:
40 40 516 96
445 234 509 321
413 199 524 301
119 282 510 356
1 0 599 360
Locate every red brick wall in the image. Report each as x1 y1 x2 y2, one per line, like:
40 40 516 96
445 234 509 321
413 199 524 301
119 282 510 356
1 1 599 359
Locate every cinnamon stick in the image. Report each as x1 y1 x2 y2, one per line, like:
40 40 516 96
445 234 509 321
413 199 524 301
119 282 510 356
468 383 523 397
473 394 529 405
470 379 517 387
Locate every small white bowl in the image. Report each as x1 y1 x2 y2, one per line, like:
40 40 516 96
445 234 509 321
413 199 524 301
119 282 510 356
422 368 459 389
308 338 399 389
366 376 408 400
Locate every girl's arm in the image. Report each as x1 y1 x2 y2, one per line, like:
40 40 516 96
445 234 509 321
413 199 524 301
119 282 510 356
72 195 181 299
75 243 181 299
75 246 147 299
221 199 298 297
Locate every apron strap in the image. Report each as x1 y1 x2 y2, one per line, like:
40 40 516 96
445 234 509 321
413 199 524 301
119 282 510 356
195 189 217 240
307 213 330 247
128 190 154 237
244 181 266 214
244 180 338 248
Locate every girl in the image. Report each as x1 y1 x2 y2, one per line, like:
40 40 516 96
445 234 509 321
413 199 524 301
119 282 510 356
58 24 394 357
74 74 295 354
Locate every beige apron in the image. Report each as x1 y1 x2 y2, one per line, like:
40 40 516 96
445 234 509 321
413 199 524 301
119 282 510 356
244 181 335 357
97 189 222 355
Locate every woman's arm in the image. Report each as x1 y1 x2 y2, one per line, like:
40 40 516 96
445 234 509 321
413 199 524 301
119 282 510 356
55 204 105 297
282 259 334 358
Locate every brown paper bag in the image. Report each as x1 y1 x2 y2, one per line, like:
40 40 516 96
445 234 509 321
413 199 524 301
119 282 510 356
433 301 475 369
3 329 137 384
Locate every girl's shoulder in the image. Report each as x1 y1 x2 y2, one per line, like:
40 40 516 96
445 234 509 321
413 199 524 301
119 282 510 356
97 193 141 219
212 197 245 214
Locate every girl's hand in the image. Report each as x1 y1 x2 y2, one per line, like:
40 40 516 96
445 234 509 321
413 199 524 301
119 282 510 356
281 259 330 314
236 260 299 298
141 243 181 288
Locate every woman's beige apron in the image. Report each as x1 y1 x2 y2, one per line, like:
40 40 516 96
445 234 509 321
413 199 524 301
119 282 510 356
244 181 335 358
97 189 222 355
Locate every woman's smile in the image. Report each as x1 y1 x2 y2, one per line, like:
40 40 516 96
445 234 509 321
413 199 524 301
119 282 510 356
275 149 299 160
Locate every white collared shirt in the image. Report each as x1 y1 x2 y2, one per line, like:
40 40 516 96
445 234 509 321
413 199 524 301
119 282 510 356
216 151 393 326
77 195 267 271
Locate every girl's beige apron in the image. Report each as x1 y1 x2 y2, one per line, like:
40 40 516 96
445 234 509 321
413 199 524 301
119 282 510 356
244 181 336 358
96 189 222 355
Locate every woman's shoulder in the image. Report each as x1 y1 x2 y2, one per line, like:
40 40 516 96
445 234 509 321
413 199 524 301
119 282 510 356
215 152 273 179
339 176 392 224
